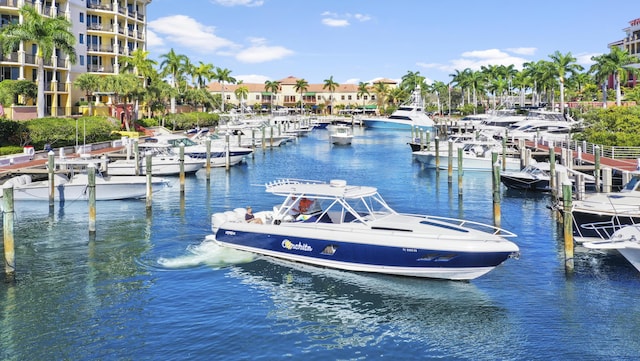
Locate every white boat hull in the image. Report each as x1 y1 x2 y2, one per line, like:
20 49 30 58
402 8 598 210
107 158 204 176
4 174 168 201
413 151 522 171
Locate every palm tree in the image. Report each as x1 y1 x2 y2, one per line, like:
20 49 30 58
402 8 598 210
234 83 249 113
103 73 141 130
213 67 236 113
372 81 389 115
357 82 369 113
293 78 309 114
0 5 77 118
322 75 339 115
549 50 583 115
73 73 101 116
118 48 157 119
589 47 640 107
193 61 215 89
159 48 187 114
264 80 281 112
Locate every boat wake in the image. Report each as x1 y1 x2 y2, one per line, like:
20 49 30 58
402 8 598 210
157 235 256 269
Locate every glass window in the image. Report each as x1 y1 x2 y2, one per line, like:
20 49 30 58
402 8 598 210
79 13 84 23
79 34 84 44
79 55 85 66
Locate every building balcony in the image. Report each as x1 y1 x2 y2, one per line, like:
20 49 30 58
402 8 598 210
87 23 114 32
87 64 113 73
87 44 114 53
0 0 20 8
1 51 19 62
87 3 113 11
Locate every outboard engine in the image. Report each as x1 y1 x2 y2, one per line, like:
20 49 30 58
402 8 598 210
211 212 228 233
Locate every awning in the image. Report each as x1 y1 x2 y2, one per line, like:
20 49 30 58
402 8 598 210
304 92 316 96
261 92 273 95
364 104 377 109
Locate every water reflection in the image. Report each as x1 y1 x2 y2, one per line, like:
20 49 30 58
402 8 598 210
229 258 524 359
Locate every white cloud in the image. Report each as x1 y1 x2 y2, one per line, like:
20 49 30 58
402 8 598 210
321 11 371 27
146 29 164 48
575 52 600 66
420 48 533 76
236 74 270 83
235 38 294 63
506 47 537 56
210 0 264 6
322 18 349 27
148 15 237 54
344 78 360 84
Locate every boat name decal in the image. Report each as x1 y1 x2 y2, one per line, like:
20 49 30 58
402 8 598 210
281 239 313 252
225 231 236 236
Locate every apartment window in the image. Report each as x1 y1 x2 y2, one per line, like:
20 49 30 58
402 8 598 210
341 95 345 100
79 13 84 23
348 95 352 100
79 55 84 66
79 34 84 44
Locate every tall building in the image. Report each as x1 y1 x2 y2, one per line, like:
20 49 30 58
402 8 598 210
608 16 640 88
0 0 151 118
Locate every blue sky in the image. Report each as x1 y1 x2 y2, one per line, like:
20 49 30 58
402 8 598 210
147 0 640 85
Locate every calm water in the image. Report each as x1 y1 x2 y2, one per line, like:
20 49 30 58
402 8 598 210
2 127 640 361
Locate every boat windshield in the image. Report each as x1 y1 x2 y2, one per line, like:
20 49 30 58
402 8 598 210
622 176 640 192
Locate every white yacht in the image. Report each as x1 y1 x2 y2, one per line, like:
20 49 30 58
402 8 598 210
363 85 434 130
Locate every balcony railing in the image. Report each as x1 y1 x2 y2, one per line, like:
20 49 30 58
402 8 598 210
56 57 66 67
87 3 113 11
87 44 114 53
87 23 113 32
0 0 19 8
1 51 19 62
87 64 113 73
24 53 36 64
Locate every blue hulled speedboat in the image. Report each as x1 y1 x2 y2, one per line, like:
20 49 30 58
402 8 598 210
211 179 519 280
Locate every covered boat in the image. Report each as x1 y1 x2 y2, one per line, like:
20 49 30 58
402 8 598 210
211 179 519 280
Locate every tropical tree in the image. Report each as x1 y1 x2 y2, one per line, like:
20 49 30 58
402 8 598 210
589 47 640 107
118 48 157 118
234 83 249 113
548 50 583 115
357 82 370 113
293 78 309 114
372 81 389 114
0 5 77 118
193 61 215 89
264 80 281 112
159 48 187 114
73 73 102 116
322 75 339 115
213 67 236 113
103 73 141 130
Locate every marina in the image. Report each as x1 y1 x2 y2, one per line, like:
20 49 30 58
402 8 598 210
1 126 640 360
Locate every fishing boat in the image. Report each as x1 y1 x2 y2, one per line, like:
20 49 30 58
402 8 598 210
329 124 353 145
211 179 519 280
145 134 252 167
2 172 169 201
582 224 640 273
570 173 640 240
107 143 205 176
362 85 434 130
412 139 523 172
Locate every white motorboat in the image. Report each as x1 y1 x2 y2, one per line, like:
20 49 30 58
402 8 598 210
363 85 434 130
412 140 523 172
329 124 353 145
145 134 252 167
2 172 169 201
583 224 640 273
107 143 205 176
500 162 596 192
570 173 640 240
211 179 519 281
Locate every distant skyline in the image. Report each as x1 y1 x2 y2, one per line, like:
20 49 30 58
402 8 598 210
147 0 640 85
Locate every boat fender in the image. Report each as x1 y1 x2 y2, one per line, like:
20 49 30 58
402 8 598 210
330 179 347 187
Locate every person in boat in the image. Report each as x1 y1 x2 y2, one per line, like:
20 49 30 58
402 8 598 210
245 206 263 224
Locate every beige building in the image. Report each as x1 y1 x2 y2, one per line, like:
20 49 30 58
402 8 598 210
207 76 398 114
0 0 151 118
608 16 640 88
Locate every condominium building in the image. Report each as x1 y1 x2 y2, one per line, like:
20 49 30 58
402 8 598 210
0 0 151 118
608 16 640 88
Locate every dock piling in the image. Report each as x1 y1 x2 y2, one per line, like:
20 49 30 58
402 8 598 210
88 163 96 235
562 182 574 273
146 154 153 210
3 185 15 278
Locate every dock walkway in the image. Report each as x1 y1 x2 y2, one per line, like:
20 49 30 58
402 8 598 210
524 140 639 173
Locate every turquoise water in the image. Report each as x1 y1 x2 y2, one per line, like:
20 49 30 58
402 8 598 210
1 127 640 360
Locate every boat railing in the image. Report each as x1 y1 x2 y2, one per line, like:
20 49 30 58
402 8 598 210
578 219 639 241
411 214 518 238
